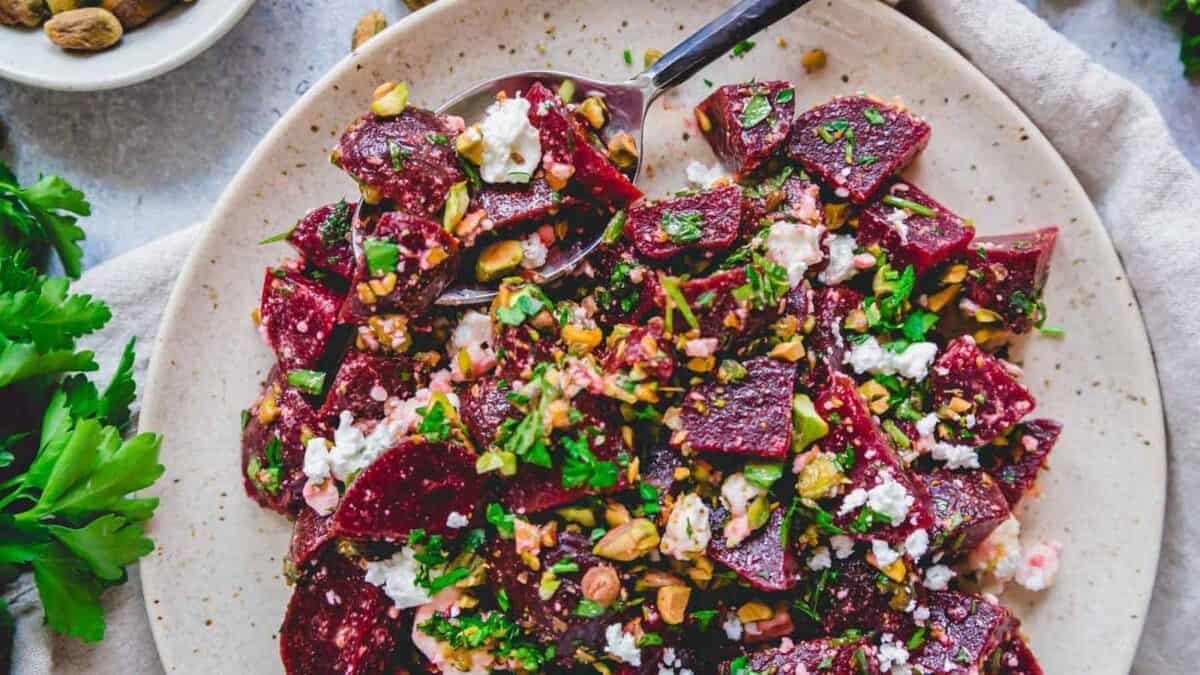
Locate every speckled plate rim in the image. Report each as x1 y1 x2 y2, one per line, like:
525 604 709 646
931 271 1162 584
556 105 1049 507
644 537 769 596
0 0 256 92
138 0 1167 672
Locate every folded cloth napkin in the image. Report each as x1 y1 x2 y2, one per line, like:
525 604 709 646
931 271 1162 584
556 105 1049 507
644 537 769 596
10 1 1198 672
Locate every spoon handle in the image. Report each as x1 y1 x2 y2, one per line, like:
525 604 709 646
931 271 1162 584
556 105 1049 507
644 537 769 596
634 0 811 98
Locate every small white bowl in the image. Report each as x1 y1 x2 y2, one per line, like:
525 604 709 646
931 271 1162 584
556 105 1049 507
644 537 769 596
0 0 256 92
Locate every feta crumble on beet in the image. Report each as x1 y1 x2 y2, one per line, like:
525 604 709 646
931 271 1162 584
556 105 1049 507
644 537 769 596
363 547 433 609
479 97 541 183
685 160 728 187
660 492 712 560
844 335 938 381
818 233 859 285
604 623 642 666
764 220 825 286
931 440 981 470
923 564 956 590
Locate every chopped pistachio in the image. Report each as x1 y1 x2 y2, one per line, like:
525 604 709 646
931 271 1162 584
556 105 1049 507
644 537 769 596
579 96 608 129
455 123 484 164
592 518 659 561
475 240 524 282
370 81 409 117
442 181 470 232
791 393 830 452
797 454 845 500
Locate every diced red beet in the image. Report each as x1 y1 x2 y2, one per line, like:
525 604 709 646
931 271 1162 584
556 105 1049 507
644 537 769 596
802 286 862 387
320 350 421 422
493 323 561 382
588 241 660 327
473 178 581 232
640 444 686 496
499 396 628 515
857 181 975 274
485 531 615 661
992 631 1044 675
340 211 460 320
787 95 931 204
673 267 780 350
333 108 465 218
289 508 336 571
930 336 1036 446
719 637 882 675
602 317 674 383
983 419 1061 507
626 185 742 260
914 469 1010 561
242 367 326 514
259 265 344 372
963 227 1058 334
676 356 796 459
821 555 910 635
331 439 482 541
707 504 801 591
696 81 795 178
286 200 357 279
523 82 574 172
910 591 1016 673
566 114 643 207
457 377 517 449
816 373 932 542
279 554 400 675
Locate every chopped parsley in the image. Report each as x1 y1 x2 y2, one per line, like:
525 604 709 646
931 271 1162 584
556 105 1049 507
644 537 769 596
418 611 554 671
285 369 325 395
731 39 756 58
560 432 619 490
318 199 352 246
775 87 795 105
387 140 412 171
660 209 705 244
863 106 887 125
881 194 936 217
362 237 400 277
739 93 772 128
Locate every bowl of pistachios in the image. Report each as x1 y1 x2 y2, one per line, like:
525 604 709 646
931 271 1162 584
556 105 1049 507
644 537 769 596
0 0 256 91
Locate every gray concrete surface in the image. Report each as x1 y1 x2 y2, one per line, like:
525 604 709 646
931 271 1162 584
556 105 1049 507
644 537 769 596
0 0 1195 272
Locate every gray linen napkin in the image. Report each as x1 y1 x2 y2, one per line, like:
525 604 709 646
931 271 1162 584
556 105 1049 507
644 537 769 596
10 0 1199 672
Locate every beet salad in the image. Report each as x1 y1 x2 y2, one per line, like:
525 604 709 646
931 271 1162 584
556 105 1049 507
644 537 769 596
242 75 1063 675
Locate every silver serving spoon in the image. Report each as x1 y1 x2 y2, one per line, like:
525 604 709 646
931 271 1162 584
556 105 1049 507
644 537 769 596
435 0 810 306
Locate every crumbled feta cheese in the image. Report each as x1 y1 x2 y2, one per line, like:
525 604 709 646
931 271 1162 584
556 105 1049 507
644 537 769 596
872 539 901 567
364 547 434 609
720 473 766 517
844 336 938 381
931 441 981 470
685 160 728 187
830 535 856 559
479 97 541 183
915 413 939 439
970 515 1022 582
446 511 469 529
764 221 825 287
905 528 929 560
837 488 869 516
818 233 859 285
885 208 910 242
1015 540 1061 591
924 564 956 591
519 232 549 269
808 546 832 571
303 437 333 482
867 472 914 525
877 634 910 671
722 614 744 641
604 623 642 666
912 605 930 622
450 309 494 364
661 492 712 561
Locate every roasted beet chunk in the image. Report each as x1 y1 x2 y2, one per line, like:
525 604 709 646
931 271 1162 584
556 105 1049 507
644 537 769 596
930 336 1036 446
963 227 1058 333
242 367 326 514
821 555 910 635
803 286 862 386
674 267 779 349
695 80 795 178
640 444 686 496
333 108 465 217
626 185 742 260
280 554 400 675
458 377 517 449
816 373 931 542
567 114 643 206
720 637 882 675
341 211 460 320
320 350 421 422
677 356 796 459
991 631 1044 675
858 181 975 274
259 265 344 372
914 469 1010 561
788 95 931 204
910 591 1015 673
499 396 628 515
588 241 660 327
602 317 674 383
289 508 336 571
983 419 1061 506
485 531 613 660
523 82 574 173
743 174 825 234
707 504 801 591
285 200 357 278
474 178 580 232
331 439 482 541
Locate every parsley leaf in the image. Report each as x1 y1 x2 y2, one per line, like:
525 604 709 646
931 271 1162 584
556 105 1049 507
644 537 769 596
560 433 618 490
660 210 705 244
739 94 772 128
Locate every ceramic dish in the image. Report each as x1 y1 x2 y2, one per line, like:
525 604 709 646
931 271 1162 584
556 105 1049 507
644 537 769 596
137 0 1166 672
0 0 255 92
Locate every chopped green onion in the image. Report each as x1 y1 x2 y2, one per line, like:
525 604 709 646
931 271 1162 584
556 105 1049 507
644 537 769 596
863 106 886 125
881 194 937 217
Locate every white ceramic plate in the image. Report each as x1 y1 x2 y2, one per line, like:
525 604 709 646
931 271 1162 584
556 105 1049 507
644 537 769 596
0 0 255 91
138 0 1166 672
